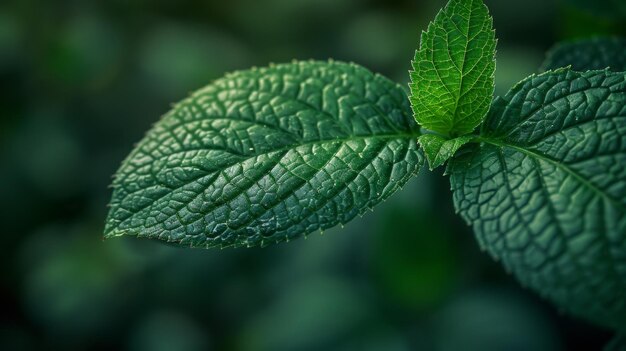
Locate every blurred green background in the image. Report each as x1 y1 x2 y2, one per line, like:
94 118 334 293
1 0 625 350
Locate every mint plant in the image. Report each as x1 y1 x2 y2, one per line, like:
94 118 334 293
105 0 626 340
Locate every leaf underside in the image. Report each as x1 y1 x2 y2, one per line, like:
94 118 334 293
449 69 626 329
105 60 423 248
541 37 626 72
410 0 496 136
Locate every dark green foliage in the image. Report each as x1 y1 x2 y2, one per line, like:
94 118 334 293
542 37 626 72
449 69 626 329
105 61 423 248
605 333 626 351
565 0 626 19
104 0 626 339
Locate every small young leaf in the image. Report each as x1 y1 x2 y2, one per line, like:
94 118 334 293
105 61 423 248
418 134 473 170
449 69 626 329
410 0 496 136
541 37 626 72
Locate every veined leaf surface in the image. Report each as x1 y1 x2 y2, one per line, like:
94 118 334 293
449 69 626 328
105 61 423 248
410 0 496 136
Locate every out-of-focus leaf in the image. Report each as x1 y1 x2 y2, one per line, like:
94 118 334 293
370 205 457 311
128 312 210 351
239 277 370 351
139 23 250 97
9 110 86 198
433 288 561 351
0 11 20 65
42 15 123 89
20 225 129 338
541 37 626 72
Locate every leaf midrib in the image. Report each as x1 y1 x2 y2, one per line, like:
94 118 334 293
450 0 473 134
132 132 423 171
110 131 422 233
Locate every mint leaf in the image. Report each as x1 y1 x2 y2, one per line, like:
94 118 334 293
418 134 473 170
449 69 626 328
410 0 496 136
541 37 626 72
105 61 423 248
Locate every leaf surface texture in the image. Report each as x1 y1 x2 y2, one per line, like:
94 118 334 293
450 69 626 328
410 0 496 136
105 61 423 248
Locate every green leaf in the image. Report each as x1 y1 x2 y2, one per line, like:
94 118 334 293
418 134 473 170
105 60 423 248
541 37 626 72
449 69 626 329
410 0 496 136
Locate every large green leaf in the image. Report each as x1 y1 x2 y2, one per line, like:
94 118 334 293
541 37 626 72
105 61 423 248
449 69 626 329
410 0 496 137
